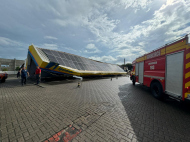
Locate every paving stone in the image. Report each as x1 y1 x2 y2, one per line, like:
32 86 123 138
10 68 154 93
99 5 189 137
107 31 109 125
1 77 190 142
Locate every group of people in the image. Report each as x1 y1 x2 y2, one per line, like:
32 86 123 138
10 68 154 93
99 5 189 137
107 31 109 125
19 66 41 86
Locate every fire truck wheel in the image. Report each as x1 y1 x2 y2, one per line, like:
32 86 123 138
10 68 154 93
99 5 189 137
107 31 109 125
151 82 163 99
132 77 135 85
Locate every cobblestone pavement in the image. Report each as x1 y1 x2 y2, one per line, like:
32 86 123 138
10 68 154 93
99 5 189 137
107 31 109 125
1 77 190 142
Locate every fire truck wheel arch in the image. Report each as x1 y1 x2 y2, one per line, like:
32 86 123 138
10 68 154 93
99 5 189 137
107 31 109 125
150 79 164 91
150 81 164 99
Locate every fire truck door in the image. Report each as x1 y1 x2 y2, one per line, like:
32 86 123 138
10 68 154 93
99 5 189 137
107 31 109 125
166 51 184 97
139 62 144 83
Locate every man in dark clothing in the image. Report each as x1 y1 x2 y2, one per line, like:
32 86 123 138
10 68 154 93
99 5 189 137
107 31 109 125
20 67 29 86
35 66 41 85
17 71 20 78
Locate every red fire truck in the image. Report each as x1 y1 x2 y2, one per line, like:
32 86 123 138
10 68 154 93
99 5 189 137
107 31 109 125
130 35 190 101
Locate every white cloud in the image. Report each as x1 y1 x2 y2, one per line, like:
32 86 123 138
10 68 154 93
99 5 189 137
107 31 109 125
50 0 152 29
84 38 95 43
38 43 58 50
86 44 96 49
83 14 120 45
44 36 57 40
83 0 190 64
0 0 189 64
166 0 175 5
53 19 70 27
0 37 23 46
64 47 78 52
120 0 152 11
84 44 101 53
89 55 117 63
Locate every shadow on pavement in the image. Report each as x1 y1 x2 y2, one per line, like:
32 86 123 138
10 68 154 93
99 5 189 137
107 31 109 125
40 76 126 86
0 77 35 88
0 76 126 88
118 83 190 142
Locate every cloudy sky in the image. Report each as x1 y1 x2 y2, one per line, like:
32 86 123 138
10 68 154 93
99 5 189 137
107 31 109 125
0 0 190 64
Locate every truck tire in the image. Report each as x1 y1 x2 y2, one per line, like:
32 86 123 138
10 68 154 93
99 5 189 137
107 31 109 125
132 77 135 85
151 82 164 99
1 77 5 83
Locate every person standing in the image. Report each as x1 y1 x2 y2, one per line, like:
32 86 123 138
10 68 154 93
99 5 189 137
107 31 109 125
20 67 29 86
35 66 41 85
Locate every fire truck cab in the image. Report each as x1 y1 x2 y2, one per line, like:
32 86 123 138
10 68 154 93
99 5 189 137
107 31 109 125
130 35 190 101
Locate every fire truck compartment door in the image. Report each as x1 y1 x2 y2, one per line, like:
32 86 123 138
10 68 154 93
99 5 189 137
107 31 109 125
139 62 144 83
166 52 184 97
135 63 139 75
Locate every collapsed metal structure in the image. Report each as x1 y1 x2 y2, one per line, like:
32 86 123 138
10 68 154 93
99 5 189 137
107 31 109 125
26 45 126 78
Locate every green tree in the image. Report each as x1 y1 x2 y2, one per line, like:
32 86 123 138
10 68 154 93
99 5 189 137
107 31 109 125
126 63 132 70
15 66 20 71
121 63 132 70
2 68 8 71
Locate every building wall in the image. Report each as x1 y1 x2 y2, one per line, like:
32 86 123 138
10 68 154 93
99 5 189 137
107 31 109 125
0 58 25 71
